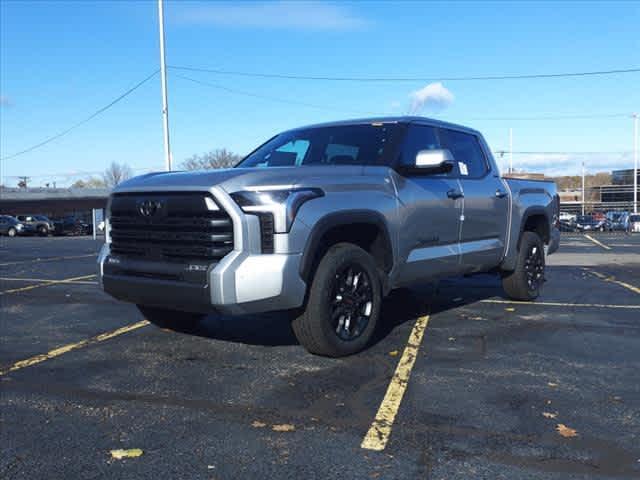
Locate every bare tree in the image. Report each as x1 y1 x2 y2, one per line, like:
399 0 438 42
181 148 241 170
71 177 107 189
102 162 132 188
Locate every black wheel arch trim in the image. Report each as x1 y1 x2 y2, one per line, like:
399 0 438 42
299 210 395 285
519 206 550 247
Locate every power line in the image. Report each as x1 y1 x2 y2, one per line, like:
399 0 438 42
2 166 163 179
463 113 630 121
169 65 640 83
0 70 159 162
174 74 377 115
176 74 634 122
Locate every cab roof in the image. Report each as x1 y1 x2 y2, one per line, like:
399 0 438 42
290 116 482 136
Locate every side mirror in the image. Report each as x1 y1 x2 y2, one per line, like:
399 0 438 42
414 149 454 173
398 149 454 175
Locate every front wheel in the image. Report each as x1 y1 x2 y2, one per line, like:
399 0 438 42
137 305 204 331
38 225 48 236
7 227 17 237
292 243 382 357
502 231 545 301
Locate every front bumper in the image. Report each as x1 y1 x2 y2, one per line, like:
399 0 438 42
98 243 307 315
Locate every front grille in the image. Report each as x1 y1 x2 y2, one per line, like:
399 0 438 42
109 192 234 262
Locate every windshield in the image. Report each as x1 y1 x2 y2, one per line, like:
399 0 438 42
35 215 50 221
630 215 640 222
237 124 402 168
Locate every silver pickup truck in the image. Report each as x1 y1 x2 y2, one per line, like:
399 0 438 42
99 117 559 357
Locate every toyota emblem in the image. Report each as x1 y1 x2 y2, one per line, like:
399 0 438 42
137 199 162 217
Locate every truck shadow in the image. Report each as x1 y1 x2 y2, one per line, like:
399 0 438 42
168 275 507 349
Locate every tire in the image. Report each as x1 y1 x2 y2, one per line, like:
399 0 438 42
502 231 545 301
137 305 204 331
292 243 382 357
7 227 16 237
38 225 48 236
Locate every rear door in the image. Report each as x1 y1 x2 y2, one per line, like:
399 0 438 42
393 124 464 284
438 128 509 272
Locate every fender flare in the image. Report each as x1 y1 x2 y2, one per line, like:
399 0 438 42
298 210 395 283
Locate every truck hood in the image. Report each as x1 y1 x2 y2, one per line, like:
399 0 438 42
113 166 365 194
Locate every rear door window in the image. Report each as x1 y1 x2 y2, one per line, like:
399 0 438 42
438 128 488 178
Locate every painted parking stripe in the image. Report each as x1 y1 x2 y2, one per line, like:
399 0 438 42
480 299 640 309
0 274 96 295
0 320 150 376
361 315 430 451
586 269 640 295
0 277 98 285
583 234 611 250
0 253 96 267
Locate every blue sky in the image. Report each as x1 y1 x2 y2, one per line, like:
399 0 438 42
1 0 638 186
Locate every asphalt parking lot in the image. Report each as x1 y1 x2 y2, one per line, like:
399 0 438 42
1 234 639 479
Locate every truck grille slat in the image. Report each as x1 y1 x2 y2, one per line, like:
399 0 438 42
109 192 234 262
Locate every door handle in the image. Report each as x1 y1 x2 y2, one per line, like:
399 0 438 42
447 189 464 199
495 189 508 198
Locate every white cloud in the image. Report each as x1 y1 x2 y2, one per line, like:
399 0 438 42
0 95 10 107
408 82 454 114
175 1 370 31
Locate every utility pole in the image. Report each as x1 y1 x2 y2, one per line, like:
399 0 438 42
581 161 586 216
633 113 638 214
158 0 172 171
509 128 513 174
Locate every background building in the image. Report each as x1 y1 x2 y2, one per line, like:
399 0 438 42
0 187 109 221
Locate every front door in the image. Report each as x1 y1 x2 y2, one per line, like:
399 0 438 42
393 124 463 285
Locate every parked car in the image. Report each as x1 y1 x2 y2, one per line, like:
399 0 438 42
606 211 630 231
53 216 92 236
15 215 55 236
559 219 576 232
575 215 610 232
0 215 25 237
629 214 640 233
98 117 560 357
559 212 576 223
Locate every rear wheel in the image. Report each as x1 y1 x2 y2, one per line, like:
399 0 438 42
7 227 17 237
137 305 204 331
502 231 545 301
292 243 382 357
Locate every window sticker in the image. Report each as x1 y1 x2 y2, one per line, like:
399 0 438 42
458 162 469 176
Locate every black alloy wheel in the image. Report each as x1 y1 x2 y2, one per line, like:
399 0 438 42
330 264 374 341
523 243 544 292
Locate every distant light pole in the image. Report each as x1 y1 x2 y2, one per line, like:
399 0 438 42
509 128 513 173
158 0 172 171
581 161 586 216
633 113 638 213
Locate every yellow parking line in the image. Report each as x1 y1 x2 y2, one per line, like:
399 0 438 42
586 270 640 295
480 299 640 309
0 274 96 295
0 320 150 376
361 315 430 451
0 277 98 285
584 234 611 250
0 253 96 267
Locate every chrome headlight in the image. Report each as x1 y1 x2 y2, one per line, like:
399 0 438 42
230 188 324 233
